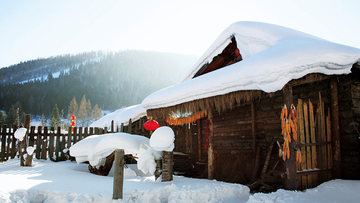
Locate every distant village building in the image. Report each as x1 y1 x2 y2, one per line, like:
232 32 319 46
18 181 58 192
142 22 360 191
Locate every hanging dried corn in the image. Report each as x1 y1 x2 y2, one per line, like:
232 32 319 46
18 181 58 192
165 111 208 126
280 104 299 162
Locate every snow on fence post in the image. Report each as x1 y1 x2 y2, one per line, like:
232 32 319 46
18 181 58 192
24 114 33 166
113 149 124 200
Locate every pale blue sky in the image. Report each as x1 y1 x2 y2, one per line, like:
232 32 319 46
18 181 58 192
0 0 359 68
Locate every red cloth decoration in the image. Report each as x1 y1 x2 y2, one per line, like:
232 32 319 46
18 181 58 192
144 120 160 131
235 48 241 57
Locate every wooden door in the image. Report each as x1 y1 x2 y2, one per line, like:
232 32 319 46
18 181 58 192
296 94 333 189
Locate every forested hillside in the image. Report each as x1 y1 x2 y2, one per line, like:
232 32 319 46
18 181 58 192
0 51 196 118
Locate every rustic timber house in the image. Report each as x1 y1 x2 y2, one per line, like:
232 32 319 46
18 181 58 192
141 22 360 191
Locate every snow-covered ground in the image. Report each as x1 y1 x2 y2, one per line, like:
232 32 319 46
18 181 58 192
0 159 248 203
0 159 360 203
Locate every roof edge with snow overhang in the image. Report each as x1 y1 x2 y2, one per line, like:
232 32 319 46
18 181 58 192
142 21 360 115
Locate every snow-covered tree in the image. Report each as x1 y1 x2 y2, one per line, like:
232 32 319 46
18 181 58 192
0 111 5 124
78 95 88 126
68 96 78 118
86 99 92 125
92 104 102 120
40 114 46 127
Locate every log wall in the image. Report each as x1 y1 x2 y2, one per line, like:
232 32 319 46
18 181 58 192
338 73 360 179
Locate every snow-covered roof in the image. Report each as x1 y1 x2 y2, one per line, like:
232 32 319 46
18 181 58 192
90 104 146 128
142 21 360 110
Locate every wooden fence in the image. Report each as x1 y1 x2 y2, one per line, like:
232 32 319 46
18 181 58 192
0 117 149 162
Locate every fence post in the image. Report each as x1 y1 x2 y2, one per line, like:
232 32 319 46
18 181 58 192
162 151 173 182
111 120 114 133
155 159 162 180
35 126 42 159
113 149 124 200
11 125 17 159
120 123 124 132
41 127 48 160
128 119 132 133
0 125 6 162
24 114 33 166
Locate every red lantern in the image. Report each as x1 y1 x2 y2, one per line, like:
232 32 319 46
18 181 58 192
71 121 76 127
144 120 160 131
70 115 76 120
235 48 241 57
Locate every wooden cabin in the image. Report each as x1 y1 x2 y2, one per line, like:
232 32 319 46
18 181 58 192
141 22 360 191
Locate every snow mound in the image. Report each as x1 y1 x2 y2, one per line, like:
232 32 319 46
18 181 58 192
137 149 162 175
14 128 27 141
90 104 146 128
149 126 175 152
69 132 149 167
142 21 360 110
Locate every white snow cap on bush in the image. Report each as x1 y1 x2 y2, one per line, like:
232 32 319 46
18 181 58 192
14 128 27 141
149 126 175 152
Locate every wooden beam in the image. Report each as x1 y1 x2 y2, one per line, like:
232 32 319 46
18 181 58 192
309 100 318 186
330 77 341 178
162 151 174 182
282 84 297 190
251 101 256 151
297 99 308 188
113 149 124 200
208 112 215 180
197 120 202 160
288 73 330 87
24 114 32 166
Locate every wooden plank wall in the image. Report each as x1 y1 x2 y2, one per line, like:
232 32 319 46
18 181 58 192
338 74 360 179
0 117 149 162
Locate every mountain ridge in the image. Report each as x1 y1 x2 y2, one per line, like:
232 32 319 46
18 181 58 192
0 50 197 117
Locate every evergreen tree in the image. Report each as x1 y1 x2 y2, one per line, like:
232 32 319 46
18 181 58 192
5 105 17 126
92 104 103 120
40 114 46 127
67 96 78 118
78 95 88 126
51 104 61 128
0 111 6 124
